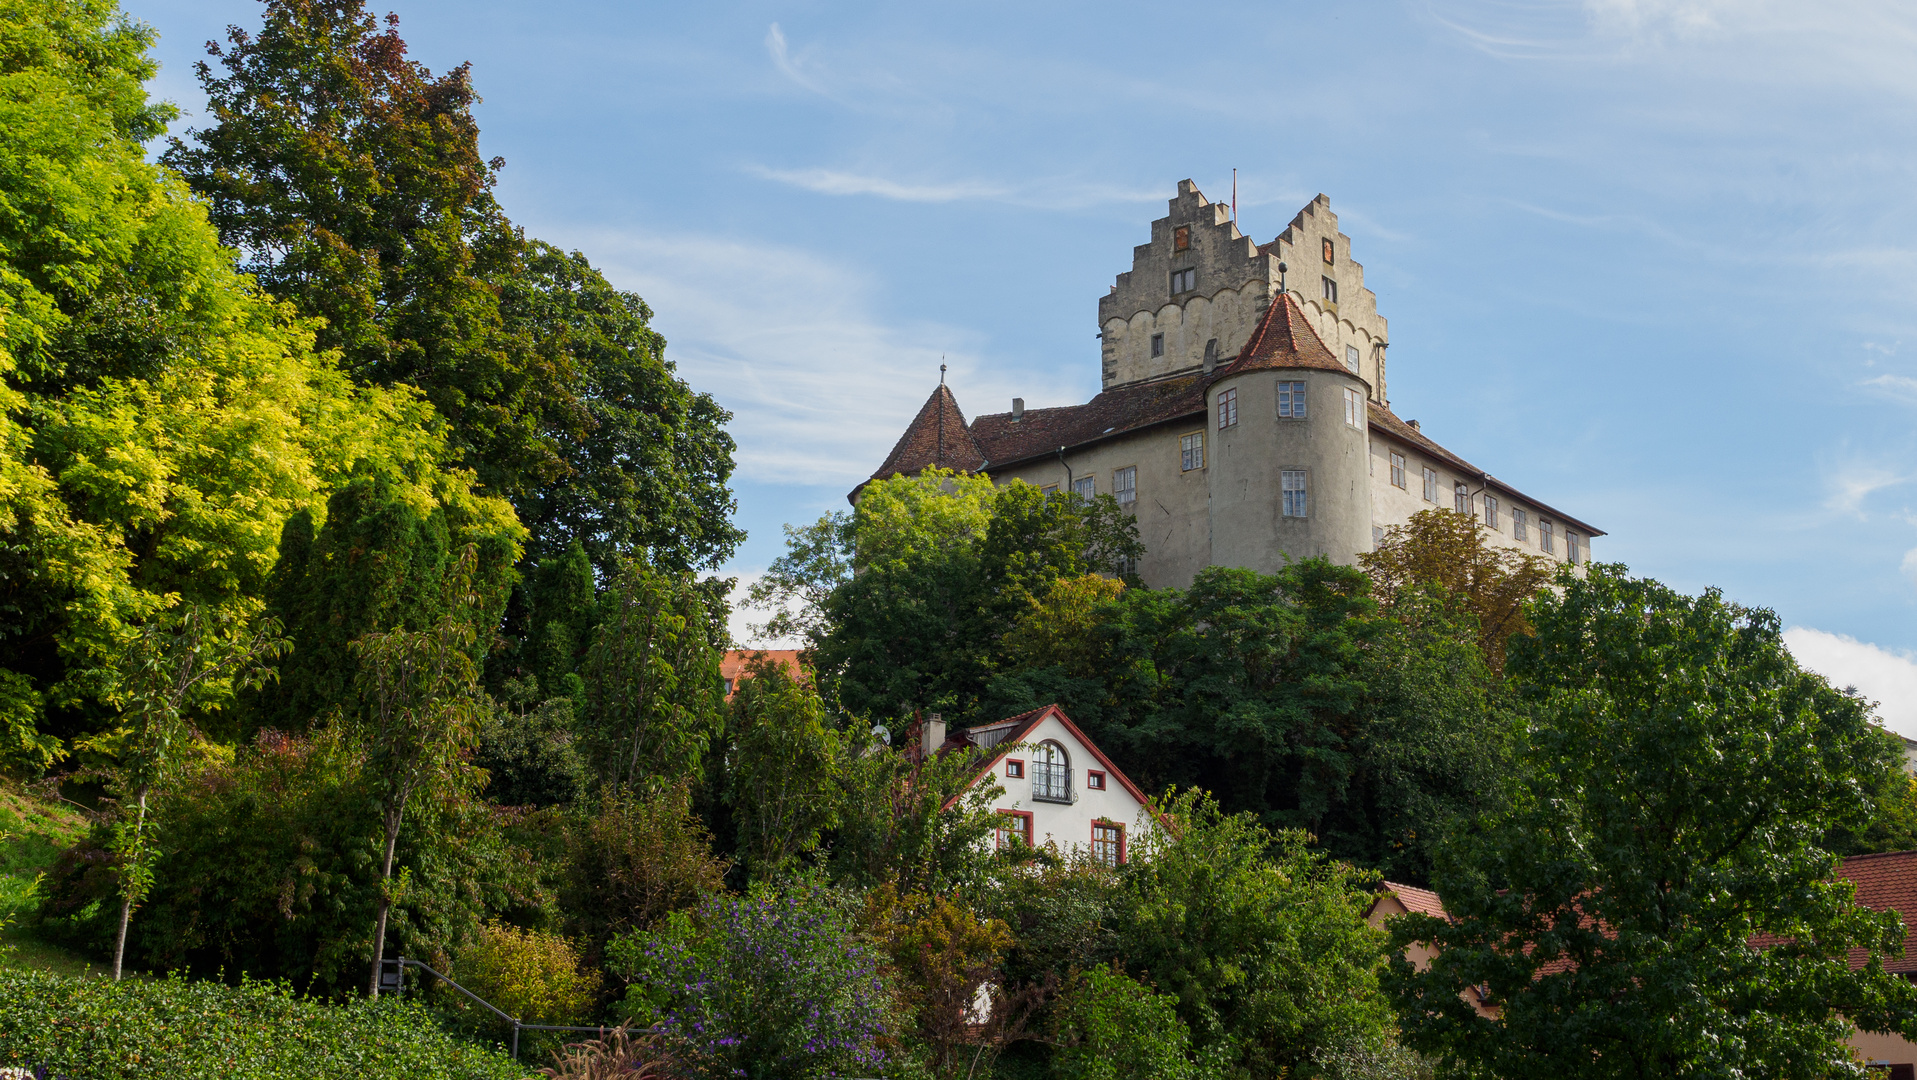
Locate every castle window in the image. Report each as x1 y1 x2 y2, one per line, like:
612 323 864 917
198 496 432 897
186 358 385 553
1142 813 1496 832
1322 276 1338 304
1540 520 1556 554
1041 484 1059 495
1513 508 1528 541
1180 433 1205 472
1390 452 1406 489
1217 388 1238 429
1282 470 1309 517
1171 268 1197 294
1455 482 1471 515
1345 344 1360 373
1343 387 1363 428
1484 495 1500 530
1322 237 1335 264
1174 225 1191 252
1150 333 1164 358
1073 476 1095 499
1422 467 1439 503
1114 466 1136 508
1277 381 1307 419
1567 532 1581 564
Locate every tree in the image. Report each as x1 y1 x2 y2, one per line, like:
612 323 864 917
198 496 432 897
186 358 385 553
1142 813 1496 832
1358 508 1553 672
1387 564 1917 1078
1119 789 1395 1080
579 559 724 791
724 657 842 882
1051 964 1196 1080
349 548 490 995
164 2 741 574
82 604 288 979
560 781 729 957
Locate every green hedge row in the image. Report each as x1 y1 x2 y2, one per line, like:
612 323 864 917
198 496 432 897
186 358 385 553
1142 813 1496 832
0 970 527 1079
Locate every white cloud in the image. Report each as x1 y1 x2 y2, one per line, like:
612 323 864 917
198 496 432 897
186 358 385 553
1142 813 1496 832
764 23 826 94
1864 373 1917 403
745 166 1012 204
1904 547 1917 587
708 571 804 650
1785 626 1917 739
1823 463 1912 515
573 228 1081 489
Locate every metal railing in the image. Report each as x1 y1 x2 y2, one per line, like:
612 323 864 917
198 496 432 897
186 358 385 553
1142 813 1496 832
1031 762 1073 803
378 956 647 1060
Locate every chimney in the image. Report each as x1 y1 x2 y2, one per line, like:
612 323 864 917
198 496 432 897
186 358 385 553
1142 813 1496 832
1407 419 1420 431
1012 398 1025 421
1203 338 1218 374
922 713 946 756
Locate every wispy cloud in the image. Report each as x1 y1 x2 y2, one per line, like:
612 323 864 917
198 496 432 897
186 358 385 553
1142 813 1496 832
575 228 1079 489
764 23 826 94
746 164 1163 209
1864 373 1917 403
1824 463 1913 515
1785 626 1917 737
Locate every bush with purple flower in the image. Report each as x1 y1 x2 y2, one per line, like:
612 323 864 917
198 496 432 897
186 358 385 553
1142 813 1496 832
608 881 896 1079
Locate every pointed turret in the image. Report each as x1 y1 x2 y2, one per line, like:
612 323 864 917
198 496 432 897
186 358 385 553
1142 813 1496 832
863 384 987 489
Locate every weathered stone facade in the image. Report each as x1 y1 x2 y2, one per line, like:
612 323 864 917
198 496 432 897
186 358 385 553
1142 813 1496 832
863 183 1602 588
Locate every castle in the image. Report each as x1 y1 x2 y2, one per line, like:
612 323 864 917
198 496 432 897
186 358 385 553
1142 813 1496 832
862 182 1602 588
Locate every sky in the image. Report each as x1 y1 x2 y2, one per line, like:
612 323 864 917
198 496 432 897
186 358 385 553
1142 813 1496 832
131 0 1917 732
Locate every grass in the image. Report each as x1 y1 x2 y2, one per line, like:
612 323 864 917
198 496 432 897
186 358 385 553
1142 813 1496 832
0 784 105 978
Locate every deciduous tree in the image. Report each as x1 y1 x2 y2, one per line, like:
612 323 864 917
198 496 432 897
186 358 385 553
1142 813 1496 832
1358 508 1553 672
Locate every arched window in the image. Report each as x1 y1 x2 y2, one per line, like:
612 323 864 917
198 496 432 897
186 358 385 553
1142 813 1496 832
1033 741 1072 803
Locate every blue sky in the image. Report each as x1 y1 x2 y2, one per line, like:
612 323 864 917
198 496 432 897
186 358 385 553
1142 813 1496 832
134 0 1917 728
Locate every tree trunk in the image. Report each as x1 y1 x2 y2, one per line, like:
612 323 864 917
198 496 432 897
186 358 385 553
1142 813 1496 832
112 784 150 982
367 805 405 996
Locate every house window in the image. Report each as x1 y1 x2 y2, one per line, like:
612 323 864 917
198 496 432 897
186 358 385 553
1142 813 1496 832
1086 770 1106 791
1003 759 1024 779
1113 466 1136 508
1180 432 1205 472
1171 268 1197 294
1217 388 1238 429
1277 381 1307 419
1373 525 1384 548
1390 452 1406 489
1567 532 1581 564
1540 520 1556 554
722 678 735 696
1072 476 1095 499
995 810 1034 850
1281 470 1308 518
1322 237 1335 264
1422 468 1439 503
1174 225 1191 252
1455 482 1470 515
1345 344 1360 373
1513 508 1528 541
1150 333 1164 358
1033 741 1072 803
1484 495 1500 530
1091 821 1125 866
1041 483 1059 495
1322 276 1338 304
1343 387 1363 428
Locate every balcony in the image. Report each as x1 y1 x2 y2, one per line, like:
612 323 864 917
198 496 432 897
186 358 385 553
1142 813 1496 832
1031 762 1074 804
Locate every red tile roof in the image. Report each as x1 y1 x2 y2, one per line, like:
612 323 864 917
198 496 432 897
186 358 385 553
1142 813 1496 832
720 649 803 699
870 384 987 481
1379 881 1448 920
968 375 1207 470
1216 289 1350 379
937 703 1154 813
1838 849 1917 973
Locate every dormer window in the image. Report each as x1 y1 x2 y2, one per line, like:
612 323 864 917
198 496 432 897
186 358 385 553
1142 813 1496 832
1172 268 1197 294
1150 333 1164 358
1174 225 1191 252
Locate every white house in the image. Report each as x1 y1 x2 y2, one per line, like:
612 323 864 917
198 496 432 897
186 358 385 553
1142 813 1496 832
921 704 1155 864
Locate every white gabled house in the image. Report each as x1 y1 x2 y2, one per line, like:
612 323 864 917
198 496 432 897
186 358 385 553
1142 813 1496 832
919 704 1155 864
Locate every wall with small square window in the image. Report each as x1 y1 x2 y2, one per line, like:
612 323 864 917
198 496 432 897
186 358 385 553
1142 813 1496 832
1277 380 1307 419
1086 770 1106 791
1003 759 1024 779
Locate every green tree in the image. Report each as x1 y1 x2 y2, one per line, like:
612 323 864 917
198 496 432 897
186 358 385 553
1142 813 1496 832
164 2 740 574
1120 789 1394 1080
560 781 729 959
1387 564 1917 1078
349 549 490 995
724 657 841 882
83 604 288 978
1358 508 1553 673
579 559 723 791
1052 964 1196 1080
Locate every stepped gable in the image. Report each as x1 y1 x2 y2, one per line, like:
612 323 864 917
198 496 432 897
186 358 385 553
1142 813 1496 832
870 384 986 480
1218 290 1349 379
969 374 1206 469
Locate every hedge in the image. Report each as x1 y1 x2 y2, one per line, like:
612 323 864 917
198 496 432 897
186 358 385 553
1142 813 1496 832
0 970 527 1079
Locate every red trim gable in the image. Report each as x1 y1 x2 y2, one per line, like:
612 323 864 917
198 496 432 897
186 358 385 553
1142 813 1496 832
940 704 1154 815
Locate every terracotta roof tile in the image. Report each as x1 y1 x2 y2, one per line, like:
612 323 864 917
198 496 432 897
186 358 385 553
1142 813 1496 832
1215 290 1351 380
871 385 987 481
1838 849 1917 972
1380 881 1449 920
968 376 1207 470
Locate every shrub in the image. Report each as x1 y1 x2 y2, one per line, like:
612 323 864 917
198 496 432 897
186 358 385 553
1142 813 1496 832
0 969 521 1078
1051 965 1194 1080
609 882 894 1079
562 782 727 957
458 920 600 1025
538 1029 677 1080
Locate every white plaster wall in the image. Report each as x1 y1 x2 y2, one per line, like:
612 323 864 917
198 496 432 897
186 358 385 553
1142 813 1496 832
1366 431 1593 567
975 713 1155 857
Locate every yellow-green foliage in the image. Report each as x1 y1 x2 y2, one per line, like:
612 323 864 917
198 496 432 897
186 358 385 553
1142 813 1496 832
851 466 998 571
458 921 600 1026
